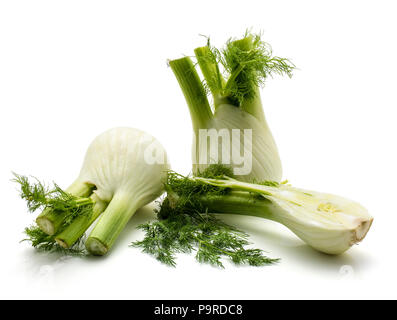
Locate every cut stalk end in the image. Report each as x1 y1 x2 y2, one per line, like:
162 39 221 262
36 217 55 235
55 238 69 249
85 237 108 256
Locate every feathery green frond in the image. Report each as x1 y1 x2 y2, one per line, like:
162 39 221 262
195 32 295 107
22 225 87 256
13 173 97 252
132 165 279 268
12 173 94 227
196 163 235 179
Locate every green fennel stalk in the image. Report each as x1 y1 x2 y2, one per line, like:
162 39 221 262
148 165 373 255
13 173 107 253
35 179 95 235
85 193 141 255
14 127 170 256
169 32 295 182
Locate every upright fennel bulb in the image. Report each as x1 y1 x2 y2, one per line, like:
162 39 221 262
19 127 169 255
169 33 294 182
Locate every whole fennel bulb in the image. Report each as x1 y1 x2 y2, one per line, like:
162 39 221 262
30 127 170 255
169 33 294 182
79 127 170 255
77 127 168 206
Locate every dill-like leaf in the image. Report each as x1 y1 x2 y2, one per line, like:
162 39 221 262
132 198 277 268
163 170 229 208
12 173 51 213
12 173 93 224
13 173 93 216
196 163 235 179
13 173 95 253
198 32 295 106
132 165 279 268
22 225 87 256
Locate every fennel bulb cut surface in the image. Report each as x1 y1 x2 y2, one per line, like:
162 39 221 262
263 186 373 254
194 176 373 255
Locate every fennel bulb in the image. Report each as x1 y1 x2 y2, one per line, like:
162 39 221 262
169 33 294 182
196 103 282 181
17 127 169 255
79 127 169 255
192 176 374 255
132 165 280 267
155 167 373 256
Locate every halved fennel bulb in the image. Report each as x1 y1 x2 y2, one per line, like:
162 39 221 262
194 177 373 254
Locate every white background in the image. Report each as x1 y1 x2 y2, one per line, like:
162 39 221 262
1 0 396 299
